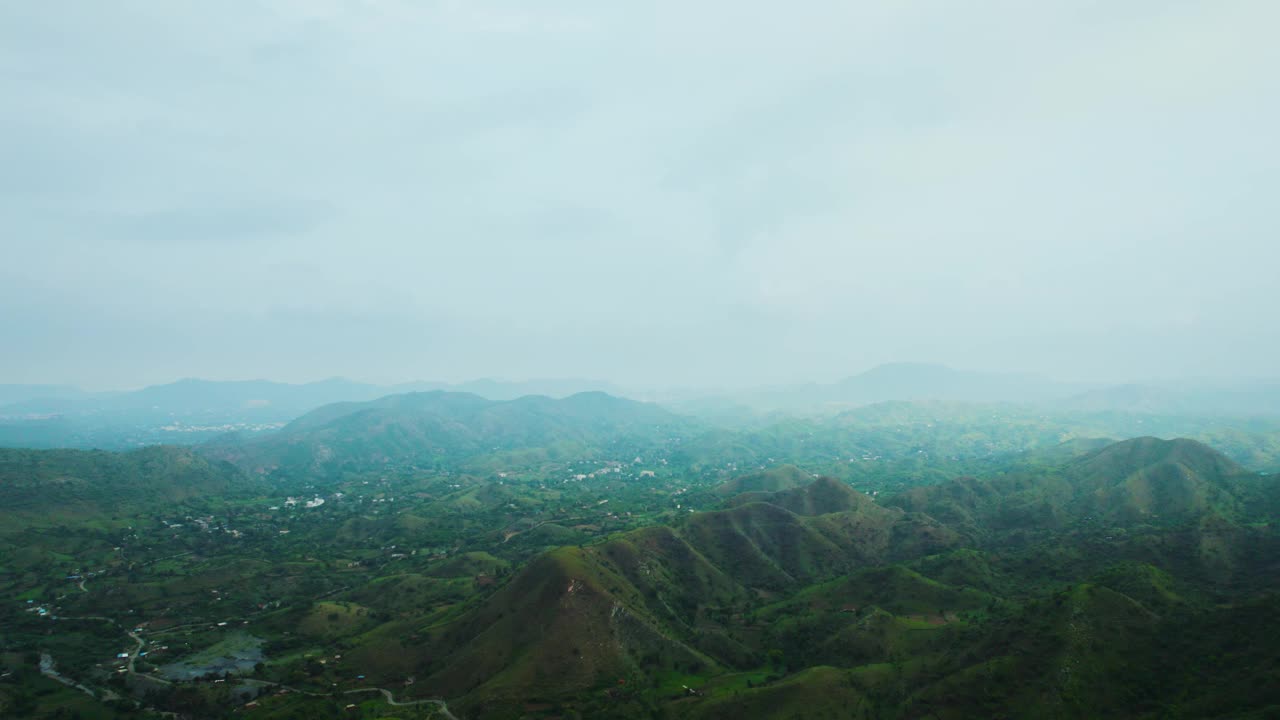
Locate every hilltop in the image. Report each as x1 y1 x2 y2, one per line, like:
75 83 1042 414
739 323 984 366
714 464 813 496
888 437 1268 534
723 475 872 516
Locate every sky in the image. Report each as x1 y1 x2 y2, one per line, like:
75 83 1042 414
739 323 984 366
2 1 1278 391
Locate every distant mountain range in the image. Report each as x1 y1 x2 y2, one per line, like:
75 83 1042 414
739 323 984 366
7 364 1280 421
1058 381 1280 417
0 376 627 421
3 364 1278 452
664 363 1280 419
0 383 93 406
729 363 1086 411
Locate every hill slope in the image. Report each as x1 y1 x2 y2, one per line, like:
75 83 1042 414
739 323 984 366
405 488 959 711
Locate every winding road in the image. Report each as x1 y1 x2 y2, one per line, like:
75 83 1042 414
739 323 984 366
39 653 96 697
344 687 459 717
242 679 458 718
125 630 146 673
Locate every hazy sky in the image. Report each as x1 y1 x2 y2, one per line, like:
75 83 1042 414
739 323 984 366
3 1 1277 390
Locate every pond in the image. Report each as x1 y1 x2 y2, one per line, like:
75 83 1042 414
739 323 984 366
157 632 265 681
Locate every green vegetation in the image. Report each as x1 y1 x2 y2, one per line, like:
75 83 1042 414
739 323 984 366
2 392 1278 718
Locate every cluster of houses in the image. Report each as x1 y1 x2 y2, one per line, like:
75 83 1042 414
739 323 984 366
162 515 245 538
281 496 328 509
24 600 52 617
561 457 669 484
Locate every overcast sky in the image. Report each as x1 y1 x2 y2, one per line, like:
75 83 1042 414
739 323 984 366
3 1 1277 390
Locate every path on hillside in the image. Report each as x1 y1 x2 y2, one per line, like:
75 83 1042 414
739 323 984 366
344 687 458 718
39 652 118 701
45 615 172 687
135 550 193 568
501 516 587 543
242 679 457 718
125 630 146 673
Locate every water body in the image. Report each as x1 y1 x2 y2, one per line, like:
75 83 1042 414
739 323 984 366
157 632 264 681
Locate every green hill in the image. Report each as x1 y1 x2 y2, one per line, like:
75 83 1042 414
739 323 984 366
206 391 694 476
425 551 511 579
1067 437 1248 522
680 502 851 588
726 475 871 516
889 436 1269 534
1089 561 1188 612
714 465 813 496
906 549 1011 595
401 494 961 712
417 541 723 716
705 477 956 589
0 445 260 531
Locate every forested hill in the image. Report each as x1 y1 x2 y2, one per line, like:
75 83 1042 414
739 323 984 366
887 436 1276 534
0 445 261 528
204 391 697 476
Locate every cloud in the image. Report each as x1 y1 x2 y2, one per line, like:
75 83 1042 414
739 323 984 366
1 0 1277 388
